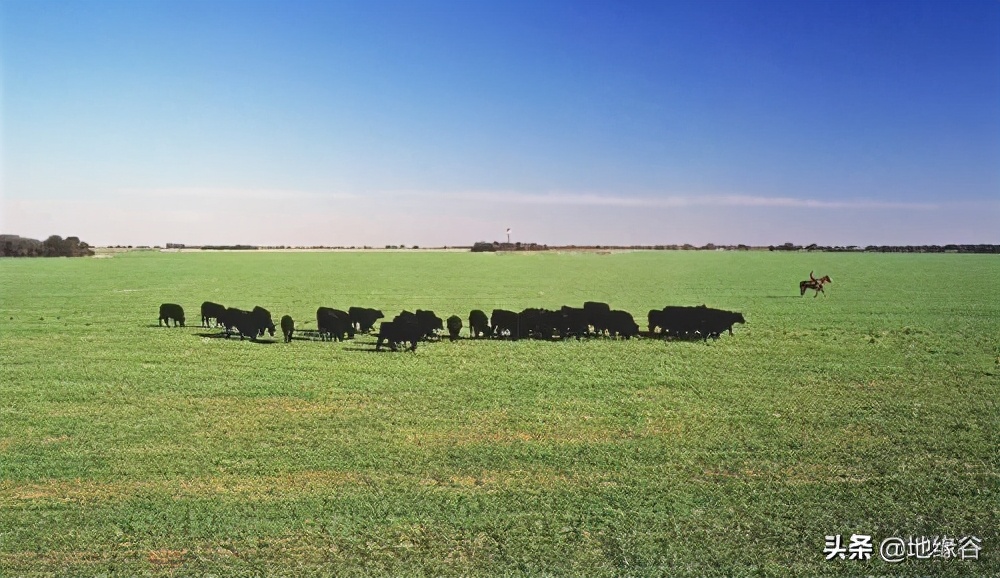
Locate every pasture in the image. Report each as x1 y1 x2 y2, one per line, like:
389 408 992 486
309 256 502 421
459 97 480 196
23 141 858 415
0 250 997 577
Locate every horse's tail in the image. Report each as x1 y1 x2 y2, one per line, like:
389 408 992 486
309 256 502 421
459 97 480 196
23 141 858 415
809 270 816 281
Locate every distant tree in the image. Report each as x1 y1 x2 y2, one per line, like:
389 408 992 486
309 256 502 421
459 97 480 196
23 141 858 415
42 235 64 256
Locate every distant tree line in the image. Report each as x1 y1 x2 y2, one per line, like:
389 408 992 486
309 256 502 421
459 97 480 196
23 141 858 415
199 245 258 250
0 234 94 257
470 240 999 253
768 242 1000 253
472 241 547 252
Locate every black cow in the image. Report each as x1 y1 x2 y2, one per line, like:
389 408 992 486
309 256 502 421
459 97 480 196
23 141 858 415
606 310 640 339
468 309 490 338
490 309 520 340
230 310 259 340
446 315 462 341
280 315 294 343
519 308 562 340
317 307 354 342
158 303 185 327
251 306 276 338
349 307 384 333
200 301 226 327
658 305 707 339
517 308 543 339
222 307 273 341
698 308 746 341
647 309 665 335
220 307 246 336
393 310 417 325
415 310 444 340
333 308 355 338
559 306 589 340
376 320 422 352
583 301 611 336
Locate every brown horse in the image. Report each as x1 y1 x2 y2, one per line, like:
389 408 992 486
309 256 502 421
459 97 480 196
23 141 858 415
799 271 832 297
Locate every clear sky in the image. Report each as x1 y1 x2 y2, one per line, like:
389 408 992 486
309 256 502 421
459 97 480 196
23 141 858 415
2 0 998 247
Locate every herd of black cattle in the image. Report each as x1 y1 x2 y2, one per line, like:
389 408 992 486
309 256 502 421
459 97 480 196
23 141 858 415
157 301 746 351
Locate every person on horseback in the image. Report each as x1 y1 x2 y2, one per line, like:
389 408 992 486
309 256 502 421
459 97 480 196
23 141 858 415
799 271 832 297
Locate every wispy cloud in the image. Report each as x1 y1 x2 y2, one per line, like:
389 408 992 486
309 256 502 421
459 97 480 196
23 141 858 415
422 191 943 210
115 187 359 202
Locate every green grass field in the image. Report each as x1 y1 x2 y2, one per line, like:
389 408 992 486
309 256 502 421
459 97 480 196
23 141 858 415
0 250 997 577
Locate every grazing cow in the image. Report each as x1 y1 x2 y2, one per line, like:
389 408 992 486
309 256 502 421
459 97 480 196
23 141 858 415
317 307 355 342
799 271 832 297
280 315 294 343
519 308 562 340
230 309 261 340
251 306 277 337
559 306 589 340
415 310 444 340
446 315 462 341
698 308 746 340
647 309 666 335
654 305 744 341
657 305 708 339
220 307 247 336
490 309 520 340
349 307 384 333
158 303 185 327
332 308 355 338
606 310 640 339
468 309 491 338
517 308 544 339
219 307 272 341
200 301 226 327
393 310 417 323
376 319 422 352
583 301 612 336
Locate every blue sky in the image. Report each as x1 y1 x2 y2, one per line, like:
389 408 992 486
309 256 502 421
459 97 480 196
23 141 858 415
2 0 998 246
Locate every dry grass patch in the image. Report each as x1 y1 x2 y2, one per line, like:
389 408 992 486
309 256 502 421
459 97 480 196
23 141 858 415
0 471 364 505
148 548 188 567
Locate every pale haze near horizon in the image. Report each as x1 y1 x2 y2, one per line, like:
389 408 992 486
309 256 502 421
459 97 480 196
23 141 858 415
2 0 998 247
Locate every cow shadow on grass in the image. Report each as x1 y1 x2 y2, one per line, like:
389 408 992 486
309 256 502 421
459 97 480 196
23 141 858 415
342 346 386 353
193 332 278 344
288 336 318 342
194 332 229 339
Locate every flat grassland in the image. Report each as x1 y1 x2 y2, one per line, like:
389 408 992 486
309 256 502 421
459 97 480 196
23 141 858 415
0 250 996 577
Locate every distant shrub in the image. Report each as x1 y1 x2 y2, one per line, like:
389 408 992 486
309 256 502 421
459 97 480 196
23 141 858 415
0 234 93 257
